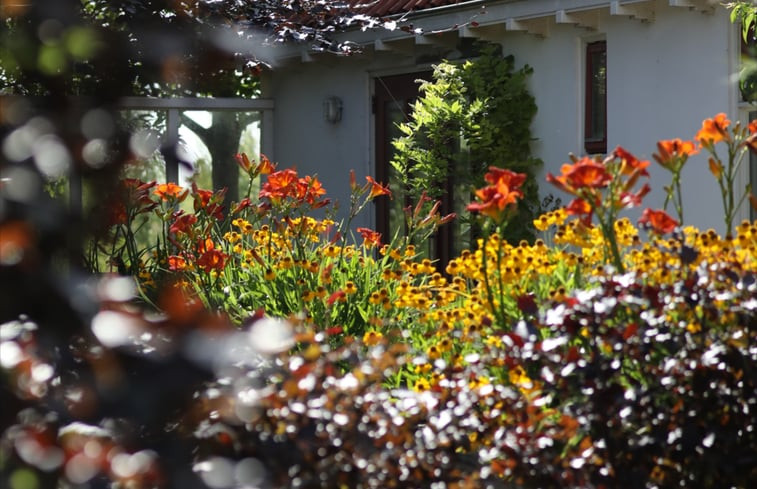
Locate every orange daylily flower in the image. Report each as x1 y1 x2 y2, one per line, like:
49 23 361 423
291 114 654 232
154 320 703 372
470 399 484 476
466 167 526 220
192 184 225 220
356 227 382 249
168 255 188 271
236 153 276 176
154 183 188 202
744 120 757 153
296 175 327 204
613 146 650 177
258 154 276 175
619 183 651 209
639 208 678 234
235 153 253 172
546 157 611 193
365 176 392 199
695 113 730 145
169 212 198 235
483 167 527 188
260 169 327 207
259 169 298 203
708 158 723 179
565 198 594 226
197 247 228 273
653 138 698 170
562 158 612 189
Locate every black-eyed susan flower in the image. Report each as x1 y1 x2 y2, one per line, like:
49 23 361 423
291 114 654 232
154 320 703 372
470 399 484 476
413 378 431 392
362 330 383 346
426 345 441 360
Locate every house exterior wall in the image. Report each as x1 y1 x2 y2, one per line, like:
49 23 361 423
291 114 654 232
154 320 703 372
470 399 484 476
266 0 740 235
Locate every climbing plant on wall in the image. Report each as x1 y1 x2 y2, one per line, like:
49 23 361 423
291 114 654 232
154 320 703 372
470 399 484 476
728 1 757 102
391 43 542 243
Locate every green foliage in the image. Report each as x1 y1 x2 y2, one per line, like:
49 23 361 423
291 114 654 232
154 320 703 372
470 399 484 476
391 44 542 243
727 1 757 102
727 1 757 43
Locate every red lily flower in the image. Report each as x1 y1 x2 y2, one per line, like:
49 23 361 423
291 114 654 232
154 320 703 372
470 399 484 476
639 208 678 234
613 146 650 177
296 175 327 204
560 157 612 189
170 212 198 235
356 227 382 249
565 198 594 226
467 167 526 221
260 169 299 203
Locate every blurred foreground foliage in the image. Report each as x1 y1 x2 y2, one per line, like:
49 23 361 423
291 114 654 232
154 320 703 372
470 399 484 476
2 2 757 489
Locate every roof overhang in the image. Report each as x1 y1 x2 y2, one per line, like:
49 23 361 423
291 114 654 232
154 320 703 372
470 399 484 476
254 0 719 67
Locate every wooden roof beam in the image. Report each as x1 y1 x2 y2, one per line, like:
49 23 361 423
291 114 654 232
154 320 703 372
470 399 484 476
668 0 716 14
415 31 458 48
374 37 415 55
504 18 550 38
458 23 507 42
610 1 654 22
555 9 600 31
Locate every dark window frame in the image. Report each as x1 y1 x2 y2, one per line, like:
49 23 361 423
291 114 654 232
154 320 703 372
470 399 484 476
584 40 607 154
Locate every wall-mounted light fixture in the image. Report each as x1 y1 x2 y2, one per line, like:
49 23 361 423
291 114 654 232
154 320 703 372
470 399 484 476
323 96 343 124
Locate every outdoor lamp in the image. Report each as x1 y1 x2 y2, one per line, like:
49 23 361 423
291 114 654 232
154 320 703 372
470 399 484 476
323 96 343 124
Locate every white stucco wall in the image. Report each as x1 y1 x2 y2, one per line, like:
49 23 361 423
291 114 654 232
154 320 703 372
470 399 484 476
265 60 373 226
266 0 740 235
603 5 737 233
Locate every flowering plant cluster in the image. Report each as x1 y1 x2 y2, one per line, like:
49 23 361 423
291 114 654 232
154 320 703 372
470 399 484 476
3 115 757 489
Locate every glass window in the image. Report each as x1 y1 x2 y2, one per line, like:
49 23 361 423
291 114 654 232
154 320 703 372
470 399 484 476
585 41 607 154
177 110 260 204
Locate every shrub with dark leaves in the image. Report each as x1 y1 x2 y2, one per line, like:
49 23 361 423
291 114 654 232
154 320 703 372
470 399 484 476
512 262 757 488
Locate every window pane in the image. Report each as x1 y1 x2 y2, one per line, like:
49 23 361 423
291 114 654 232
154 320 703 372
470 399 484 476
118 109 167 183
178 110 260 203
589 48 606 140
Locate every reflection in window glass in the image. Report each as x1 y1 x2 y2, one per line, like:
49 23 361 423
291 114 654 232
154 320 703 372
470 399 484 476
178 110 260 203
118 109 167 183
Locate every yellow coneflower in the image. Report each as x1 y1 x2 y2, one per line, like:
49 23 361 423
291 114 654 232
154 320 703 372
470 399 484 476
362 330 383 346
414 363 432 374
413 378 431 392
437 337 453 353
426 345 441 360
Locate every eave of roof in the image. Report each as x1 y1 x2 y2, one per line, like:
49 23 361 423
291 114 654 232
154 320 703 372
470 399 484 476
352 0 478 17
